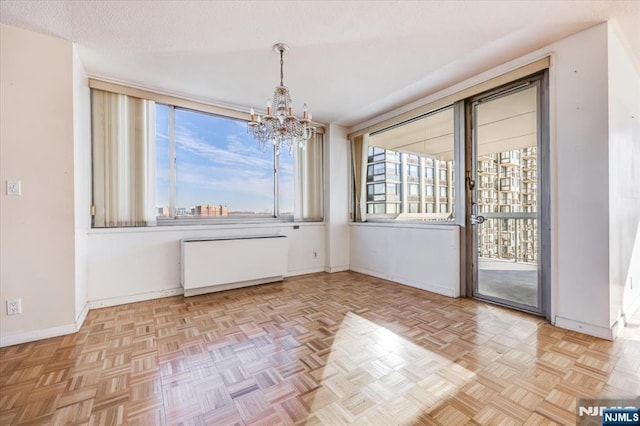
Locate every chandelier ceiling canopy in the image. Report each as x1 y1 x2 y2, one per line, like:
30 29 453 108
247 43 315 155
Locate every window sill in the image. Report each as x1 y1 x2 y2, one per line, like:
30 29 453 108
88 220 325 234
350 220 459 231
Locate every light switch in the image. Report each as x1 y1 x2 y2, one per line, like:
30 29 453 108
6 180 21 196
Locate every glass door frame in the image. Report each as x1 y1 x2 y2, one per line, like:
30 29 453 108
464 71 550 319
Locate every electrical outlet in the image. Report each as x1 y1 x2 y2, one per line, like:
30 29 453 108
6 180 21 196
7 299 21 315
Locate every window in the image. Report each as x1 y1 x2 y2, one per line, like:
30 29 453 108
166 107 277 218
386 163 400 180
91 88 322 227
363 106 455 221
425 167 434 181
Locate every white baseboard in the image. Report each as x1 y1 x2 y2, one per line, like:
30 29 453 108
349 266 459 298
184 277 283 297
75 302 89 329
89 287 183 309
324 265 350 273
554 316 614 341
0 322 78 348
285 267 326 277
0 301 91 348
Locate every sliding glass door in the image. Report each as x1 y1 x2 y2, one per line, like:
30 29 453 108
466 73 549 316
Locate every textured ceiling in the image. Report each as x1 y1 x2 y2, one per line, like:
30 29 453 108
1 1 639 127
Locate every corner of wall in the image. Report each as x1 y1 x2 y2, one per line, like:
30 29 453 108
324 124 351 272
73 43 92 322
0 24 77 343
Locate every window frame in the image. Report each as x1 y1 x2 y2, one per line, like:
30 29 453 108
156 104 291 225
88 79 325 228
363 104 460 223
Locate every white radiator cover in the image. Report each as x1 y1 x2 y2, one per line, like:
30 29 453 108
181 235 288 296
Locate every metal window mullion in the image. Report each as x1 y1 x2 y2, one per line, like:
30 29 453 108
168 106 176 218
273 145 279 218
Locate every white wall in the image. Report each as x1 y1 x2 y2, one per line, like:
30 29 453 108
550 24 612 337
607 25 640 329
324 124 350 272
87 223 325 306
0 25 77 345
73 45 91 323
350 224 460 297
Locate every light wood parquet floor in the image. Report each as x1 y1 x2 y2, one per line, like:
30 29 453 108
1 271 639 425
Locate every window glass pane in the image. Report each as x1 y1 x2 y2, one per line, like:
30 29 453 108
426 168 434 179
366 106 455 221
278 152 294 216
386 163 399 178
174 108 273 217
156 104 170 217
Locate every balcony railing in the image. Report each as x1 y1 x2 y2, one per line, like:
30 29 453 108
476 212 537 264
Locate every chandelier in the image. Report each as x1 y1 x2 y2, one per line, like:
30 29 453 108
248 43 315 155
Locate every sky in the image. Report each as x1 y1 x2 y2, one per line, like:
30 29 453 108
156 105 294 214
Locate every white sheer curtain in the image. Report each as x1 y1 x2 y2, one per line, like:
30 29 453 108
294 133 324 220
92 89 156 227
351 134 368 221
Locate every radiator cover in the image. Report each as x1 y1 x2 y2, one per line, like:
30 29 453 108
181 235 288 296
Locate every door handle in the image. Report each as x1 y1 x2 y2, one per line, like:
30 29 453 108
470 214 485 225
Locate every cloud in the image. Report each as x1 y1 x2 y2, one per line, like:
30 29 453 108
175 125 273 170
177 166 271 192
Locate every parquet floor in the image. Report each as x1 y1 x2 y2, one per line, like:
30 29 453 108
1 272 638 425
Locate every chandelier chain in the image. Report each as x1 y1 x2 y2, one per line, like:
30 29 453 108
280 49 284 86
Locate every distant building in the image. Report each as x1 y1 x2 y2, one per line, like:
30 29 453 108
477 147 537 263
367 145 537 263
366 147 454 217
192 204 229 217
